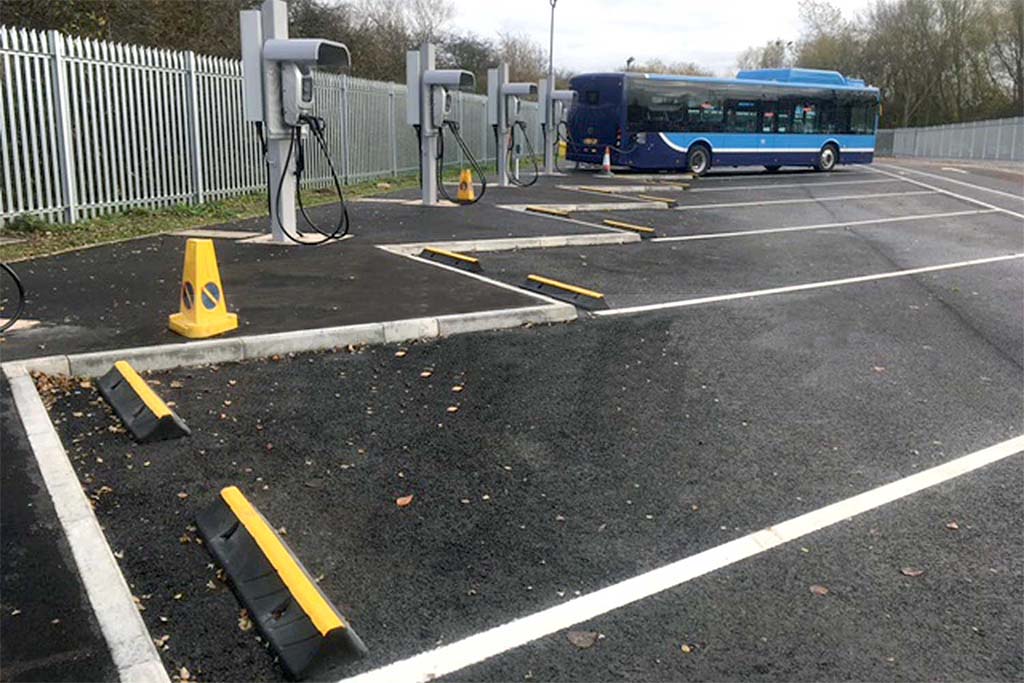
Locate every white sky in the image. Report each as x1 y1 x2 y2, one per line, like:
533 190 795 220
448 0 874 76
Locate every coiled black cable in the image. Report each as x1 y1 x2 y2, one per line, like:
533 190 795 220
258 119 349 246
507 121 539 187
0 262 26 333
436 120 487 205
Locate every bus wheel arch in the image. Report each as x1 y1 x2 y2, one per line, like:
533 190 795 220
686 143 712 176
816 143 839 172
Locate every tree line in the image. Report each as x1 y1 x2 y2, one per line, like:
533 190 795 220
2 0 562 93
738 0 1023 127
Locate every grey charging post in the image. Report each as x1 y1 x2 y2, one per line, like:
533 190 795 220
540 77 576 175
240 0 350 242
487 64 537 187
406 43 475 206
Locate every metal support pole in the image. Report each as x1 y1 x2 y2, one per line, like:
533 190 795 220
48 30 78 223
544 0 557 175
418 43 438 206
184 51 204 204
261 0 295 242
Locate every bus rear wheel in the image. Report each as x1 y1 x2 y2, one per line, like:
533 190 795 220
815 144 838 172
686 145 711 176
764 165 781 172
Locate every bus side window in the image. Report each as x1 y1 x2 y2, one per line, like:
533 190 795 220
762 104 776 133
775 108 790 133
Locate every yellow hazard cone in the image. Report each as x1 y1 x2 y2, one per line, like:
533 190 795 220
168 238 238 339
457 168 476 202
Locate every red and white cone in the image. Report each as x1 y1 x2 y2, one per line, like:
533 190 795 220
599 146 613 176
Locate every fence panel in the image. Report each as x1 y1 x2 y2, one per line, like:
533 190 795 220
880 116 1024 162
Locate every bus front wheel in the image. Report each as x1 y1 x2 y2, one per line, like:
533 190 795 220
686 145 711 176
815 144 838 172
764 165 781 172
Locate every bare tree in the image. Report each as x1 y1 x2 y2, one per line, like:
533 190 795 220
496 31 546 84
736 39 793 70
624 58 712 76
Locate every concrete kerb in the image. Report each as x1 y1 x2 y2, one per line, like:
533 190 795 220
379 232 640 257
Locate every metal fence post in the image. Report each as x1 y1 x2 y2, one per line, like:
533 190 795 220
388 86 397 177
47 30 78 223
184 51 204 204
340 75 350 184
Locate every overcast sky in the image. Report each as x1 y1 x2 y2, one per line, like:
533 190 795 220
448 0 874 76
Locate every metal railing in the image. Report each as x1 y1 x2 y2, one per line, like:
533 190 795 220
877 117 1024 162
0 25 542 224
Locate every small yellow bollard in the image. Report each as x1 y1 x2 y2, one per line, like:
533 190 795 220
558 140 567 159
168 238 238 339
456 169 476 202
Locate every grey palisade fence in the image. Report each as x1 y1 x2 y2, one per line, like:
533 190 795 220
0 25 540 224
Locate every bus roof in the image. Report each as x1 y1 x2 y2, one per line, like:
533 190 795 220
573 69 879 94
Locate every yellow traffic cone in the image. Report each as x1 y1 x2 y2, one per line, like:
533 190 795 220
168 238 238 339
457 169 476 202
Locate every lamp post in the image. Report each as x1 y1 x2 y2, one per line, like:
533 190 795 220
543 0 558 174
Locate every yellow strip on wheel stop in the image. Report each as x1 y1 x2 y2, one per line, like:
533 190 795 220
423 247 479 264
526 206 570 217
114 361 171 419
527 274 605 300
220 486 343 636
602 219 655 234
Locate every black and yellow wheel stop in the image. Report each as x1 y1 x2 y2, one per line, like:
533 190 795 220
197 486 367 680
602 219 655 237
526 205 571 217
635 194 678 207
521 274 608 310
97 361 190 443
419 247 482 272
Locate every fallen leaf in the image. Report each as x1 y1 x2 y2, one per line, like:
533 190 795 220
809 584 829 596
179 667 190 681
420 370 432 378
238 610 252 631
945 520 959 530
680 643 693 654
153 634 171 648
446 405 459 413
396 495 414 508
567 630 599 649
395 350 407 358
901 567 924 577
872 366 886 373
452 385 464 392
177 492 188 500
170 380 184 388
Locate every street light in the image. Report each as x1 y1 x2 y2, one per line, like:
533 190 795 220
548 0 557 89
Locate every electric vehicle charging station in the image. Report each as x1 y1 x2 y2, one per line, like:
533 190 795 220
540 78 576 175
241 0 351 243
487 64 538 187
406 43 482 207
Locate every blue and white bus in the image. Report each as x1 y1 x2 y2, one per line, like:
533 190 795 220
566 68 880 175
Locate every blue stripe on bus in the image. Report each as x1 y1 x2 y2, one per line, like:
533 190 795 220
659 132 876 153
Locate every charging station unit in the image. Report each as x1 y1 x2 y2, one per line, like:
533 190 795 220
240 0 351 243
540 78 576 175
406 43 481 207
487 64 539 188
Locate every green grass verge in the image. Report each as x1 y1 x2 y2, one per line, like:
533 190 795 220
0 173 438 262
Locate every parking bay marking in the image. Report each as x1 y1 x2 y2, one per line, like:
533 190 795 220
595 253 1024 317
873 163 1024 219
672 190 936 211
651 209 999 243
339 435 1024 683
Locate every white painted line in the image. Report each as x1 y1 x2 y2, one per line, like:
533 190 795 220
875 162 1024 208
941 167 968 175
595 253 1024 317
672 190 936 211
339 434 1024 683
651 209 998 243
687 178 899 193
379 247 566 307
5 371 170 683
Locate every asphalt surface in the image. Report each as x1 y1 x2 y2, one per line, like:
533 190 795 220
7 158 1024 682
0 374 117 682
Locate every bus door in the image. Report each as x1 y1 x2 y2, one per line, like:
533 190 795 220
760 101 780 164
